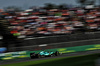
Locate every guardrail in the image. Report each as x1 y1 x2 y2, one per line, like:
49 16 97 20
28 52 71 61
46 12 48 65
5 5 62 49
1 31 100 51
8 38 100 51
22 32 100 46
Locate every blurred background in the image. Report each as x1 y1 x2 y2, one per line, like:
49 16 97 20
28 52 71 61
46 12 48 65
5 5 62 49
0 0 100 66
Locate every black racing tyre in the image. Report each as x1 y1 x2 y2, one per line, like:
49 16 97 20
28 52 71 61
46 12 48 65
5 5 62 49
30 53 36 59
36 54 41 58
55 51 60 56
50 53 55 57
49 54 53 57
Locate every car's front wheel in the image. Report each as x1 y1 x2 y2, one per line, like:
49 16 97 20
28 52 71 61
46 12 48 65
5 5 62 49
55 51 60 56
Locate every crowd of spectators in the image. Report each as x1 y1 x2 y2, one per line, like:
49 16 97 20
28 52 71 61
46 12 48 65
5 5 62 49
0 6 100 38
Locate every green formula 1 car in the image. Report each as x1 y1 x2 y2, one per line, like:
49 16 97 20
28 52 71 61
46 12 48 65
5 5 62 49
30 51 61 59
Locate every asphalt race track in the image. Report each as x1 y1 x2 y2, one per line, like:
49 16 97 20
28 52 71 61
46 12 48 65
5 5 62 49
0 50 100 65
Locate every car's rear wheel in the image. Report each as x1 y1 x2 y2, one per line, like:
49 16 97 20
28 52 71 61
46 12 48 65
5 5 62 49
36 54 41 58
30 53 36 59
50 53 55 57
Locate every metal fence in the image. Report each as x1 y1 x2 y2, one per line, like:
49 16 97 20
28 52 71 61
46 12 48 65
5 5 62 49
22 32 100 46
8 38 100 51
5 32 100 51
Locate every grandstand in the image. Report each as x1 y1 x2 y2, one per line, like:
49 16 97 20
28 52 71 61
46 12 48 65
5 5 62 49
0 0 100 66
0 4 100 52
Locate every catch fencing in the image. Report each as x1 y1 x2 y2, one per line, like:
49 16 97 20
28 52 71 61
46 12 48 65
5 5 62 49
8 32 100 51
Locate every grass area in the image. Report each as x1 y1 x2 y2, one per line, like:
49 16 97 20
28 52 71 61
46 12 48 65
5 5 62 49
1 53 100 66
